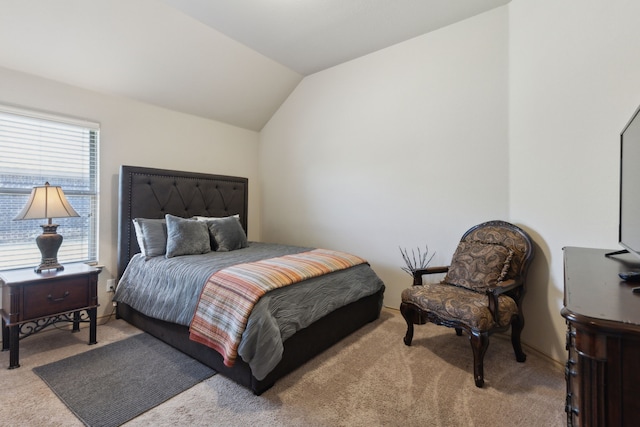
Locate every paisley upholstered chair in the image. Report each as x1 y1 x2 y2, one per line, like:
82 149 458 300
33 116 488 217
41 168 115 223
400 220 534 387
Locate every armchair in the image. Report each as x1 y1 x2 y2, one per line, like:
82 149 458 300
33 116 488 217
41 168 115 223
400 220 534 387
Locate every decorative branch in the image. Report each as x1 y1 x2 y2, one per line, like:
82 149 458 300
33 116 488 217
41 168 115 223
399 245 435 276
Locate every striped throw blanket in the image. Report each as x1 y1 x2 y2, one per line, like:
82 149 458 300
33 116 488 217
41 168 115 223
189 248 367 367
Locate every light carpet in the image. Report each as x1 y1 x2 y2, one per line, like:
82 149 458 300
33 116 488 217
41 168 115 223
0 308 566 426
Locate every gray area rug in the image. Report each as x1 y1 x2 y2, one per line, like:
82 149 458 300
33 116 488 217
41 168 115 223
32 333 215 427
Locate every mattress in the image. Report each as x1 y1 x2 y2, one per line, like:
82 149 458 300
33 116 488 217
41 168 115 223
114 242 385 379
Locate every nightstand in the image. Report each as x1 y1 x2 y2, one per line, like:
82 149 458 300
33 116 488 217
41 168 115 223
0 263 100 369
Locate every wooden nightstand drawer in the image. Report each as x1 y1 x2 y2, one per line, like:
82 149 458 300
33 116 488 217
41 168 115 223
23 277 91 319
1 263 100 369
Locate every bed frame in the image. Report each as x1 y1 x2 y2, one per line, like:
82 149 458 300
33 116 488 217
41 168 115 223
116 165 384 394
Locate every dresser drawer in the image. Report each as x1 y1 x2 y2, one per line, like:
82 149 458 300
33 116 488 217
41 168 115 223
23 277 91 319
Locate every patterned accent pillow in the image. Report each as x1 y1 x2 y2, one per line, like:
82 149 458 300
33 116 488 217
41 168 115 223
443 240 513 292
165 214 211 258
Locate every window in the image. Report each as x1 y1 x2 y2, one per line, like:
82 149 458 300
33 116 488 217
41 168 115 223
0 105 99 271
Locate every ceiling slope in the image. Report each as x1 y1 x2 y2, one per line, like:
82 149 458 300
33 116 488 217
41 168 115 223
163 0 511 76
0 0 302 131
0 0 509 131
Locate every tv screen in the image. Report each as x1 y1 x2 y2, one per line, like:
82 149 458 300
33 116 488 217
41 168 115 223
619 104 640 259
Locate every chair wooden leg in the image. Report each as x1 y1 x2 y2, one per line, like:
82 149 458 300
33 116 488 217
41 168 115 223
469 331 489 388
511 315 527 363
400 303 414 346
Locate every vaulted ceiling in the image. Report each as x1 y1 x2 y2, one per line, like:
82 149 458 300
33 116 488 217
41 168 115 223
0 0 510 131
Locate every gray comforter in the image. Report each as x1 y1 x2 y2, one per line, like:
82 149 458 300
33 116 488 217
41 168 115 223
113 242 385 380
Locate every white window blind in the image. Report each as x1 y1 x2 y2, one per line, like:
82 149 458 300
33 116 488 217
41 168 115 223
0 105 99 270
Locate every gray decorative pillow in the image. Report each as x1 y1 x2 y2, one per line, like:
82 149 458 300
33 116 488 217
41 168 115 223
443 240 513 292
194 214 240 251
165 214 211 258
132 218 167 257
207 216 248 252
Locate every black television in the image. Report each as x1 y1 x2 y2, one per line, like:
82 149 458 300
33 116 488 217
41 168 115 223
614 103 640 260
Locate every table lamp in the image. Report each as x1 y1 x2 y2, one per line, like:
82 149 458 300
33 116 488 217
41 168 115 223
14 182 80 273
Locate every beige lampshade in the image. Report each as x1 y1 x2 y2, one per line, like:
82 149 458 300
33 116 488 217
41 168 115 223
14 182 80 221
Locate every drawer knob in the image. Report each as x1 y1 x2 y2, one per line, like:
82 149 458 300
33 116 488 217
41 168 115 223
47 291 70 302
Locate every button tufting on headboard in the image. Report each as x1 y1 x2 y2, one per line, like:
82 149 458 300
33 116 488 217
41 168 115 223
117 165 248 279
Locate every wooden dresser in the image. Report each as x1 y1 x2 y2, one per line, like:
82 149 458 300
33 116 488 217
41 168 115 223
562 247 640 426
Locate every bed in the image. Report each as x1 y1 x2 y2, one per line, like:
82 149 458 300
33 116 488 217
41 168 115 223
114 165 385 395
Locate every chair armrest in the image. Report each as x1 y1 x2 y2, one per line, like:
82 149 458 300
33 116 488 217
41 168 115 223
487 279 519 295
485 279 522 322
412 266 449 285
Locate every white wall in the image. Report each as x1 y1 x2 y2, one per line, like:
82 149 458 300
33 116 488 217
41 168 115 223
261 0 640 365
260 9 510 311
6 0 638 364
509 0 640 361
0 66 261 318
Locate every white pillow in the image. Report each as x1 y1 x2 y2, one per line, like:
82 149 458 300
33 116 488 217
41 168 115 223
193 214 239 221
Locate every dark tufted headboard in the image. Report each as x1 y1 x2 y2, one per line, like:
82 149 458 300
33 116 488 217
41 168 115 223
117 165 248 279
